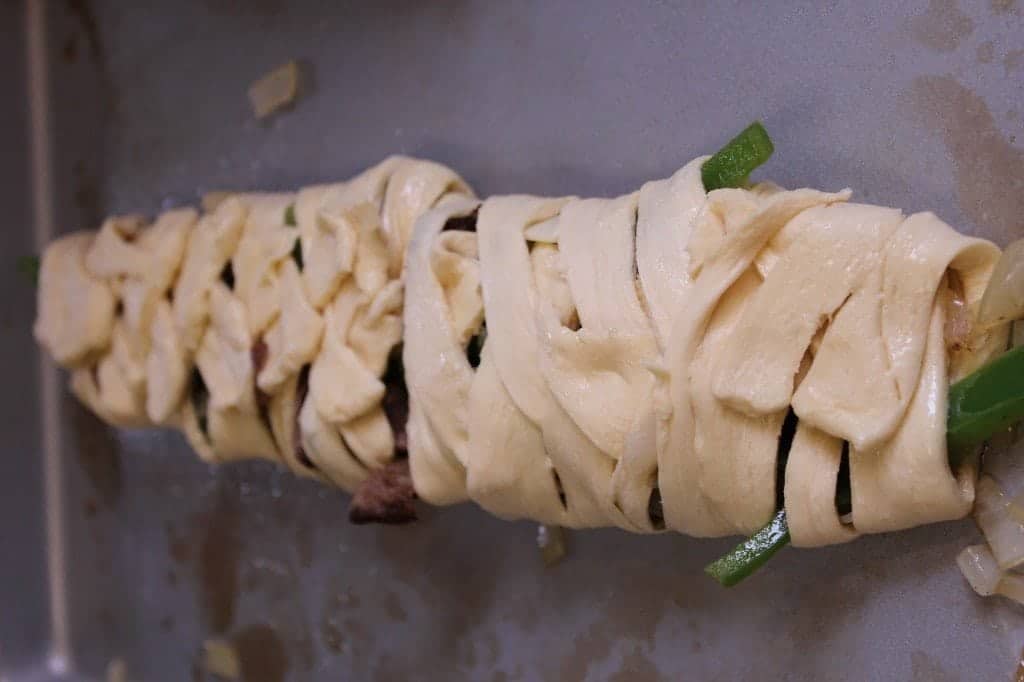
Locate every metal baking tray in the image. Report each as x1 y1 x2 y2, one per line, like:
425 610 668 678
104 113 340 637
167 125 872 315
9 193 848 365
3 1 1023 679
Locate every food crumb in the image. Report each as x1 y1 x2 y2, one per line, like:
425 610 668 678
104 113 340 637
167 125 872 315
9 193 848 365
106 657 126 682
202 638 241 680
248 61 301 119
537 524 568 567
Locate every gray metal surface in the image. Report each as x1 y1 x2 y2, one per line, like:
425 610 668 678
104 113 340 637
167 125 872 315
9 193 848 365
3 0 1024 680
0 1 52 679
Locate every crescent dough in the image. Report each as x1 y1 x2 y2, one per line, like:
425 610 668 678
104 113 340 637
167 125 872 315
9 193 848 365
36 154 1010 545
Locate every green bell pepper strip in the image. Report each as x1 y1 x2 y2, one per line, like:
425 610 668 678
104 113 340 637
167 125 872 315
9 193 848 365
705 343 1024 587
701 121 775 191
704 509 790 587
18 255 40 286
947 344 1024 455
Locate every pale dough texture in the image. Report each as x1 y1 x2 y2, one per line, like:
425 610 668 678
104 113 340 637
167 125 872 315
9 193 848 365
36 154 1006 544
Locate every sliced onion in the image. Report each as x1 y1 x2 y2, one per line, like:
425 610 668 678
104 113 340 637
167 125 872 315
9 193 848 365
983 432 1024 489
977 238 1024 332
1007 492 1024 526
537 524 567 567
958 544 1001 596
996 573 1024 606
958 543 1024 606
248 60 300 119
974 476 1024 570
985 435 1024 517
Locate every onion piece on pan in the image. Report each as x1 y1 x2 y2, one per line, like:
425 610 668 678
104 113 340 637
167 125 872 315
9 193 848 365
957 543 1024 606
248 60 300 119
202 638 241 679
537 524 567 567
958 544 1001 596
977 238 1024 333
974 477 1024 570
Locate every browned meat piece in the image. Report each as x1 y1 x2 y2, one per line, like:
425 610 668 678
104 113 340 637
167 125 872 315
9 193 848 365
250 337 268 376
382 385 408 455
441 208 478 233
349 460 417 525
944 270 972 352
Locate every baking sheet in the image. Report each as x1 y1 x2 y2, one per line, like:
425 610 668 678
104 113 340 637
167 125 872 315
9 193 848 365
3 0 1024 679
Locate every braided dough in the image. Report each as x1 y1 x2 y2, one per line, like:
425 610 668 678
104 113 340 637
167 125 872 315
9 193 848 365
403 158 1006 544
38 156 470 492
35 155 1008 545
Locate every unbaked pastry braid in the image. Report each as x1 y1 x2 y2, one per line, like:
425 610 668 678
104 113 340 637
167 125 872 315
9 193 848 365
35 155 1009 544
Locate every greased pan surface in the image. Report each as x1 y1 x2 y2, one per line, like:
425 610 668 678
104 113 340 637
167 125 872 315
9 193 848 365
2 1 1023 680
